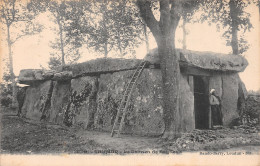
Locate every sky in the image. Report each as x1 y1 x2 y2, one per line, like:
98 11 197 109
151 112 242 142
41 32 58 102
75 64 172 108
1 3 259 91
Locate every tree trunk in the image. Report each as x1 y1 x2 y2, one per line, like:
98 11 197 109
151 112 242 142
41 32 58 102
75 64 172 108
7 25 18 108
137 0 181 139
157 30 181 139
229 0 239 55
182 17 187 50
104 40 108 58
259 3 260 21
117 31 123 57
143 23 149 53
58 19 66 68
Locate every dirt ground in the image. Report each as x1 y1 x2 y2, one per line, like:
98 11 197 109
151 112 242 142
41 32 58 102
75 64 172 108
0 110 161 154
1 109 260 155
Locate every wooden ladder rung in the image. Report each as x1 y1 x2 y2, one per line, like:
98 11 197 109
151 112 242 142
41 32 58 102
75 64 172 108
111 61 146 137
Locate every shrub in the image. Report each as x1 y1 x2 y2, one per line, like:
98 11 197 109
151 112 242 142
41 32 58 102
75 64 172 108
0 83 12 107
240 95 260 126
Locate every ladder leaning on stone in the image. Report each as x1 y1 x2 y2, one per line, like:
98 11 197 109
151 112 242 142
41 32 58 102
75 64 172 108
111 61 147 137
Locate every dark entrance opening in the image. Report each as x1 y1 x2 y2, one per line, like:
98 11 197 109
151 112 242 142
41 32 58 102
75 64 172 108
194 76 209 129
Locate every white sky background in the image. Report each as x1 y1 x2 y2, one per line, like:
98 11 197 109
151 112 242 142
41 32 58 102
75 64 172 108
1 3 259 91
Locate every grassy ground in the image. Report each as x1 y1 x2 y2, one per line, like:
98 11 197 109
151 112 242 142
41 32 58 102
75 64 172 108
1 109 260 154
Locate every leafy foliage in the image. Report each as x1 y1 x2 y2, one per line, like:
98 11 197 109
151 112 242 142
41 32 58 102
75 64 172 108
28 0 89 68
0 0 43 107
0 72 12 107
47 56 61 70
240 96 260 126
47 0 88 67
199 0 252 55
0 0 43 44
65 0 144 58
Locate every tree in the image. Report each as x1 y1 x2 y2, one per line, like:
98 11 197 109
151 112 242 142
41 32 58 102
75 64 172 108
258 0 260 17
138 12 151 53
228 0 252 55
180 2 200 50
0 69 13 107
47 0 88 69
200 0 252 55
47 56 62 70
67 0 144 58
111 0 144 57
0 0 42 107
87 0 115 58
137 0 202 139
143 23 150 52
27 0 89 69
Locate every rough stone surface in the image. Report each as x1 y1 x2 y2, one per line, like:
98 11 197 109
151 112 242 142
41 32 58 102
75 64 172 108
64 58 143 77
17 54 247 135
238 75 248 100
64 76 98 128
209 74 223 98
18 49 248 84
19 69 55 84
53 71 73 81
42 70 56 80
237 75 248 116
179 74 195 132
178 49 248 72
17 87 28 115
131 69 165 135
21 80 53 121
96 69 164 136
144 49 160 64
19 69 42 82
95 72 124 132
221 73 239 125
48 80 71 125
34 70 44 80
148 48 248 72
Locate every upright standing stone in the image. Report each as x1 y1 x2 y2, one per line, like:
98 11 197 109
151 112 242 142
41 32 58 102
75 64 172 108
65 76 98 128
179 74 195 132
21 80 53 121
209 74 223 98
49 80 71 125
221 73 239 125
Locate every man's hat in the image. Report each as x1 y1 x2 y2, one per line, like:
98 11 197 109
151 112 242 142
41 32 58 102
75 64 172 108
210 89 215 94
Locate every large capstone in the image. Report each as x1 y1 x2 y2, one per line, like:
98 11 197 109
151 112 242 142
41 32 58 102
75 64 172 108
63 58 143 77
19 69 55 84
53 71 73 81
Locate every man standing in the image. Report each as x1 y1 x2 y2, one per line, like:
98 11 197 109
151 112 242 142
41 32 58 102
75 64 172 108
209 89 223 128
